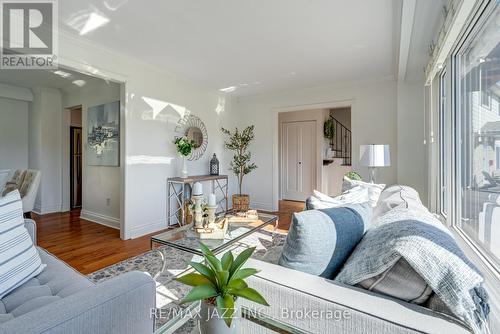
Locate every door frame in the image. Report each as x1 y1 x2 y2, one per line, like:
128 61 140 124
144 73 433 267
69 126 82 209
272 99 354 211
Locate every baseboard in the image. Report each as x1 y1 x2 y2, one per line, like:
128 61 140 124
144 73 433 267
33 203 62 215
80 210 120 230
250 200 274 212
128 218 166 239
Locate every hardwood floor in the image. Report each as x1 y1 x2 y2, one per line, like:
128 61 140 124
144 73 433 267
34 200 304 275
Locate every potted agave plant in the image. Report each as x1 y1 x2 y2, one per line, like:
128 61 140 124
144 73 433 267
176 243 269 333
221 126 257 212
175 136 195 178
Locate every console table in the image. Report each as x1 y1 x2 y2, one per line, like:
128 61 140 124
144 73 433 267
166 175 228 226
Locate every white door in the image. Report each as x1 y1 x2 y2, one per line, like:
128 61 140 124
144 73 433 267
281 120 316 201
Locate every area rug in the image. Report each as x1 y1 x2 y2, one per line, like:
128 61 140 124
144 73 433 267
88 228 286 332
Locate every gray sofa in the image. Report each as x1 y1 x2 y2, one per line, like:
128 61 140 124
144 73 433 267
0 219 156 334
239 185 473 334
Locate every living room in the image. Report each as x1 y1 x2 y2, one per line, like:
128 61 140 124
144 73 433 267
0 0 499 333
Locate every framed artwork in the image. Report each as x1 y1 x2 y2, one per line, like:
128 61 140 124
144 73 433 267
87 101 120 166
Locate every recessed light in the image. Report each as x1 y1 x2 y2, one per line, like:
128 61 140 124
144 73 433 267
54 70 71 78
72 80 86 87
219 86 236 93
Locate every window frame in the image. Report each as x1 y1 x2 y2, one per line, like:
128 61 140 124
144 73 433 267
451 0 500 277
438 69 448 217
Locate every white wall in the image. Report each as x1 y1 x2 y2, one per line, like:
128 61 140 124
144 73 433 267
233 78 398 211
0 98 29 170
30 87 63 214
62 81 121 228
57 33 234 239
397 81 427 204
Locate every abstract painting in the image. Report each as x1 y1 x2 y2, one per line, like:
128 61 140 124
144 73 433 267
87 101 120 166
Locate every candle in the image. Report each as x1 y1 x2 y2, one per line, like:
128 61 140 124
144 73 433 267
208 193 216 207
193 182 203 196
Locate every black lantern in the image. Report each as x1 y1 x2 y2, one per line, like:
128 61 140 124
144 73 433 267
210 153 219 175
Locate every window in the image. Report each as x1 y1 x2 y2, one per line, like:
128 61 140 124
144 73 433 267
439 70 448 217
455 3 500 269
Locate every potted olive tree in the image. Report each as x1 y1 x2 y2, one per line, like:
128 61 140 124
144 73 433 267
221 126 257 212
177 243 269 333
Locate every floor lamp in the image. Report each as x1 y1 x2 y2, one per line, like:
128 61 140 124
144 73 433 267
359 144 391 183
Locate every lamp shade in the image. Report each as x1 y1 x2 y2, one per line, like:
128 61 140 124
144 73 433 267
359 144 391 167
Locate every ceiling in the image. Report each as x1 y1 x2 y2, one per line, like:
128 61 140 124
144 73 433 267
0 68 111 92
58 0 400 96
0 1 444 96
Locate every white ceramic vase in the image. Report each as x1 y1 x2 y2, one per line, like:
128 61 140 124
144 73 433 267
181 156 188 178
198 300 239 334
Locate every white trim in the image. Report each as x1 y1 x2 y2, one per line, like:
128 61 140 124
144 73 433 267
128 218 167 239
425 0 480 85
80 210 120 230
397 0 416 81
250 200 275 212
33 203 62 215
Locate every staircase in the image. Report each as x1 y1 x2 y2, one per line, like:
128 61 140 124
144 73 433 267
325 115 351 166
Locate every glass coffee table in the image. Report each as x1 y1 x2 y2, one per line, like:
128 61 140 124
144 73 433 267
151 212 299 333
151 212 278 256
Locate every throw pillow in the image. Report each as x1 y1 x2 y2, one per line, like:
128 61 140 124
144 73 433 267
0 190 45 298
306 187 369 210
341 177 385 207
278 202 371 278
1 170 26 197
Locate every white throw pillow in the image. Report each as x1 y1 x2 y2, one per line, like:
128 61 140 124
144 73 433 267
342 177 385 207
0 190 45 298
313 187 369 205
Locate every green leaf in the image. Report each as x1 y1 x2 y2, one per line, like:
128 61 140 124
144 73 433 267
227 279 247 290
215 270 229 289
180 285 219 304
231 268 259 281
205 254 223 272
190 262 217 286
228 287 269 306
229 247 255 277
199 242 216 258
221 252 234 271
216 295 235 328
175 273 214 287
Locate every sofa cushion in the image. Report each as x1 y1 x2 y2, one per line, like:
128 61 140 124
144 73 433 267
0 247 94 320
357 258 433 304
342 177 385 207
278 203 371 278
0 191 45 299
306 187 369 210
372 185 424 222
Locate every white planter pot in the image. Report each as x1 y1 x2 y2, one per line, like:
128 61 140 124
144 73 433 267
180 156 188 178
198 300 239 334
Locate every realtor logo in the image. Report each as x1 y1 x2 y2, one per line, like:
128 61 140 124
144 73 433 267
0 0 58 69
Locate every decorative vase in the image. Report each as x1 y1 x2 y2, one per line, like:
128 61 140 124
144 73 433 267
181 156 188 178
232 194 250 212
198 300 239 334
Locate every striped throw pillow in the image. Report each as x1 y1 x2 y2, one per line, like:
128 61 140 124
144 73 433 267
0 190 45 298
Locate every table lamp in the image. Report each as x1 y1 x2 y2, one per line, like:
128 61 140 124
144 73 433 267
359 144 390 183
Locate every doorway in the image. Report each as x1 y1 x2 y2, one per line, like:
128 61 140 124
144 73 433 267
70 126 82 209
280 117 317 201
69 106 83 210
